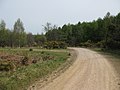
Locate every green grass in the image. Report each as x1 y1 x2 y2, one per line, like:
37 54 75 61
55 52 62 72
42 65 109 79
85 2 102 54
0 49 69 90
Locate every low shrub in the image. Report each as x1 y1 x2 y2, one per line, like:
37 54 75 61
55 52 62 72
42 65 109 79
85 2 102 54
29 48 33 51
95 41 104 48
80 40 93 47
21 56 29 65
41 51 45 54
68 53 71 56
106 39 120 49
0 61 16 71
42 55 54 61
44 41 67 49
0 82 7 90
32 59 37 64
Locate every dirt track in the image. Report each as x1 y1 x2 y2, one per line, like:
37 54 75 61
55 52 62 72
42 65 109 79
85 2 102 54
37 48 120 90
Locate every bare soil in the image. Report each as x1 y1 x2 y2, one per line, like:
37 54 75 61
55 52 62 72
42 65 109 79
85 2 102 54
30 48 120 90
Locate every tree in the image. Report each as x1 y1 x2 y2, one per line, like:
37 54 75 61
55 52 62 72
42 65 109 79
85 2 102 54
43 22 52 32
0 20 7 47
27 33 35 47
103 12 111 48
0 20 6 31
0 12 120 49
34 34 47 47
13 18 27 47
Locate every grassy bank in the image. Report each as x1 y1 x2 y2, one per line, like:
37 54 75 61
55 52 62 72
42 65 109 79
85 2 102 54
0 49 69 90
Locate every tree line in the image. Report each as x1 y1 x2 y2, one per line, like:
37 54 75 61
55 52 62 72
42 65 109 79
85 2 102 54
45 12 120 49
0 18 47 48
0 12 120 49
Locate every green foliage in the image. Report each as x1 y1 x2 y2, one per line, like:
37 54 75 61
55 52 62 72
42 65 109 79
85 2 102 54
44 41 67 49
0 20 6 30
59 41 67 49
0 12 120 49
29 48 33 51
106 39 120 49
0 19 27 48
41 51 45 54
0 49 68 90
95 41 104 48
13 18 27 47
80 40 93 47
21 56 29 65
45 12 120 49
27 33 35 47
34 34 47 47
0 61 15 71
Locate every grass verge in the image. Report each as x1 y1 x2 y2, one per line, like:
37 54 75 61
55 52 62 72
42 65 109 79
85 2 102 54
0 49 69 90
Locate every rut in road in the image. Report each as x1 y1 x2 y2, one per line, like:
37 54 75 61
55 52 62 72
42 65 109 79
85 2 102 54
34 48 120 90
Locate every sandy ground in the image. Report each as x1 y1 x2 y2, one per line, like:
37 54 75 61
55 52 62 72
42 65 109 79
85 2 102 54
32 48 120 90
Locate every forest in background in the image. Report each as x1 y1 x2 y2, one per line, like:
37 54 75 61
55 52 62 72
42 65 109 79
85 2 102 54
0 12 120 49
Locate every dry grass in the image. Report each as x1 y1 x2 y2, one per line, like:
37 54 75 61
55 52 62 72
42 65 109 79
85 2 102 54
0 48 69 90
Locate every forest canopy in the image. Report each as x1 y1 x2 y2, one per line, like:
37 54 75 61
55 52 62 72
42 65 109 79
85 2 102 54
0 12 120 49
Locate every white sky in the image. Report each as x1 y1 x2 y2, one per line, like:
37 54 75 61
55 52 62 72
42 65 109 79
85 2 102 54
0 0 120 34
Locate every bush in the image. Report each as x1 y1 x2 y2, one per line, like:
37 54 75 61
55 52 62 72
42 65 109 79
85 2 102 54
41 51 45 54
21 56 29 65
0 61 16 71
42 55 54 61
68 53 71 56
32 59 37 64
44 41 67 49
59 41 67 49
0 82 7 90
106 39 120 49
96 41 104 48
29 48 33 51
80 40 93 47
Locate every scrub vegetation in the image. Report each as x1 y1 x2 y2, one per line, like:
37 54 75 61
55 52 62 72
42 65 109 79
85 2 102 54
0 48 69 90
0 12 120 90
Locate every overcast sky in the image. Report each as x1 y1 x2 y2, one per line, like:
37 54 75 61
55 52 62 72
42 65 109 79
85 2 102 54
0 0 120 34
